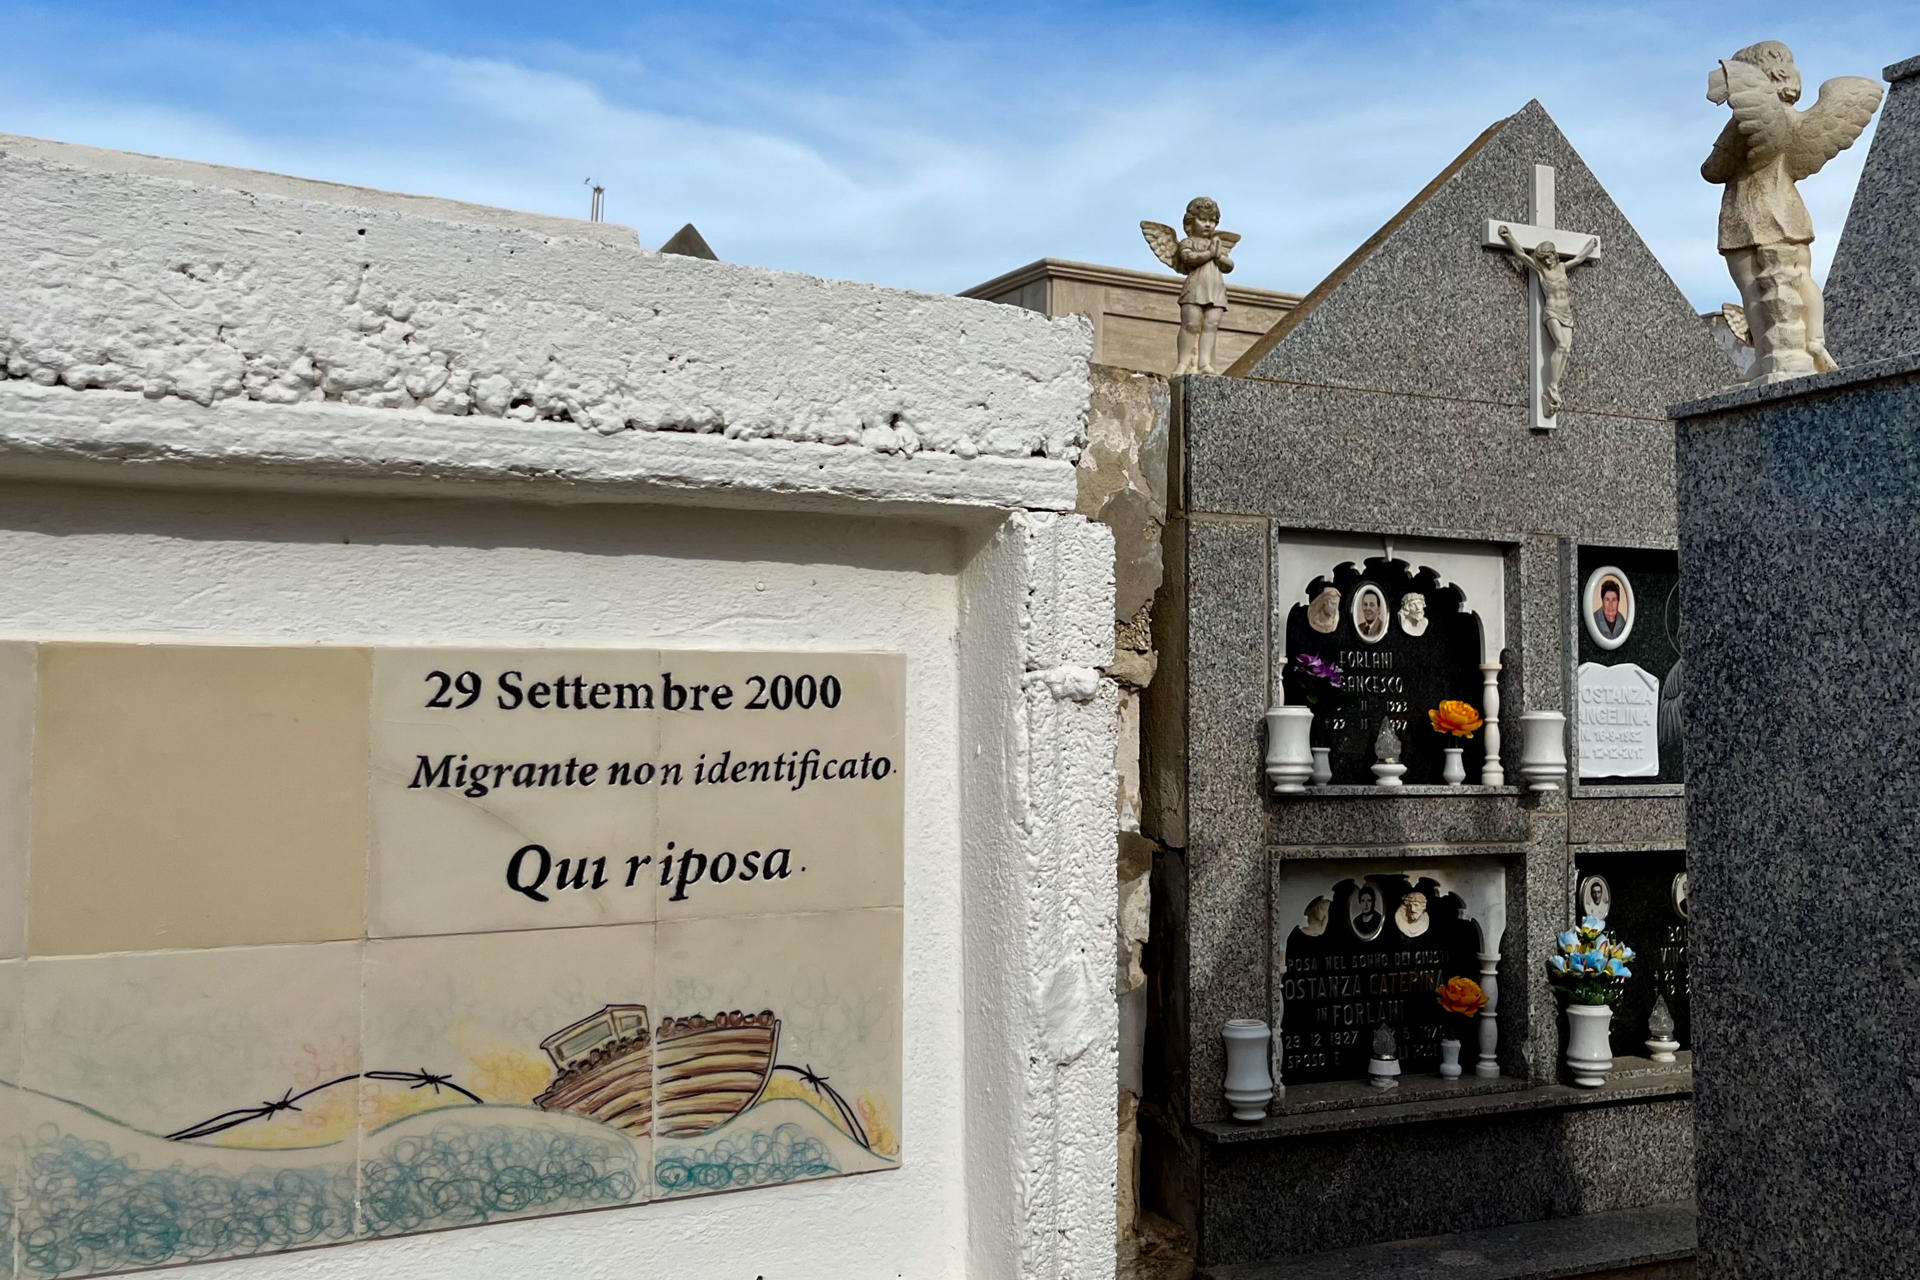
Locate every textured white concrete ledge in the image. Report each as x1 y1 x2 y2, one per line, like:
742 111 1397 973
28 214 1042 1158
0 131 645 246
0 384 1080 515
1 135 1093 463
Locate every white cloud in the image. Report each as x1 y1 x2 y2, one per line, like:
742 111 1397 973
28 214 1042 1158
0 1 1908 309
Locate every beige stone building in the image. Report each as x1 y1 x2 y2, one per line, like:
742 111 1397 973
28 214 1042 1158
963 258 1300 375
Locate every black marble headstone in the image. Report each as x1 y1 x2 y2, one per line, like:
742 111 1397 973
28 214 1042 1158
1576 547 1685 784
1574 849 1690 1049
1281 557 1486 786
1279 874 1485 1083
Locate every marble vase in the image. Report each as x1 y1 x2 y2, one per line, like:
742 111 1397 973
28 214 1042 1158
1564 1003 1613 1087
1442 747 1466 786
1519 711 1568 792
1222 1019 1274 1121
1438 1038 1464 1079
1264 707 1314 795
1309 746 1333 787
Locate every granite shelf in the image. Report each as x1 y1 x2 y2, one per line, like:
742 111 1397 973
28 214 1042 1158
1194 1061 1692 1144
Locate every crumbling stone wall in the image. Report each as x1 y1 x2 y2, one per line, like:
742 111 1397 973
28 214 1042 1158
1075 364 1171 1253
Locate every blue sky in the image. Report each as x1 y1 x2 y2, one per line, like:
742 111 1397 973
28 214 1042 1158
0 2 1910 308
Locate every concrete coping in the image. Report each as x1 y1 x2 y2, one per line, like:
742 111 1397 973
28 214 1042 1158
1669 349 1920 419
1885 53 1920 82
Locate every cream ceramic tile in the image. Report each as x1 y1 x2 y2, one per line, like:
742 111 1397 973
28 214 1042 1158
17 943 362 1276
653 908 902 1198
0 958 20 1280
359 924 654 1235
655 651 904 922
0 644 33 961
369 648 664 937
29 643 369 955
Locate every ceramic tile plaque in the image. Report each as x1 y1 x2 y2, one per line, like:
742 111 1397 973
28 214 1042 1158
0 642 905 1279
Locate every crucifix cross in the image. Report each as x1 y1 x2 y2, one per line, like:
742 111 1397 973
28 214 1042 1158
1482 164 1602 431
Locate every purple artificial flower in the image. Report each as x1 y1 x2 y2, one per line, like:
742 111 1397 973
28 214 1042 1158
1294 653 1344 687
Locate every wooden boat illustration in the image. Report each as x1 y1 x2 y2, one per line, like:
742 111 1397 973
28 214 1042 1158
532 1004 780 1140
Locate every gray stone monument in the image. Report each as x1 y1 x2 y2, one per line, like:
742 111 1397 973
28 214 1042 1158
1141 101 1727 1274
1674 54 1920 1280
1823 56 1920 364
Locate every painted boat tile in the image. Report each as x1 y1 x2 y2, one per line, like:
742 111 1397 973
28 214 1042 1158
359 925 654 1236
653 908 902 1199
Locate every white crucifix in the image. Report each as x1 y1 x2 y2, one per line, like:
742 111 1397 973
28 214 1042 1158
1483 164 1602 431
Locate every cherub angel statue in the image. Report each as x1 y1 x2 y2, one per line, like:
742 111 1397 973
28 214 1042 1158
1141 197 1239 375
1495 225 1598 417
1703 41 1882 380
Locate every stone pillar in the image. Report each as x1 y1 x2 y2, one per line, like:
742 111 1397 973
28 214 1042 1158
1673 356 1920 1279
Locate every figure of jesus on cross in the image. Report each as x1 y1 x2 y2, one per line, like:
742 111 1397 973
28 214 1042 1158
1483 165 1602 429
1497 224 1597 418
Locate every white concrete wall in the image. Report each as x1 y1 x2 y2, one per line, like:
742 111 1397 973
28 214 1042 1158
0 134 1090 460
0 137 1118 1280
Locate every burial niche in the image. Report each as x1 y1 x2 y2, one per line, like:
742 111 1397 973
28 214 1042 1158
1282 556 1486 786
1279 873 1484 1083
1574 849 1690 1049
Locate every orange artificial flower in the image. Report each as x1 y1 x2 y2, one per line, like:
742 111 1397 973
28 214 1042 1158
1428 700 1484 738
1436 976 1488 1017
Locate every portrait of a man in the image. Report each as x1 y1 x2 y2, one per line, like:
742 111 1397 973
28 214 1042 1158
1308 586 1342 634
1580 875 1612 921
1394 890 1431 938
1398 591 1429 637
1673 872 1689 921
1583 565 1635 650
1350 883 1384 941
1353 584 1389 644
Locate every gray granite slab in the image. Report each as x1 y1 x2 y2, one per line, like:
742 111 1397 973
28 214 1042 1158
1182 516 1276 1123
1674 361 1920 1277
1227 101 1729 418
1569 796 1686 848
1185 378 1682 547
1269 794 1532 847
1198 1202 1696 1280
1186 1101 1696 1264
1824 55 1920 367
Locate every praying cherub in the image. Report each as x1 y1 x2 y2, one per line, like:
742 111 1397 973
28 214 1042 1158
1496 225 1598 417
1703 41 1882 378
1141 197 1239 375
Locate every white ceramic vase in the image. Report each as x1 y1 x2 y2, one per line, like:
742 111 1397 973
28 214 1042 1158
1438 1038 1463 1079
1222 1019 1275 1121
1564 1003 1613 1087
1442 747 1466 786
1263 707 1315 796
1519 711 1569 793
1309 746 1333 787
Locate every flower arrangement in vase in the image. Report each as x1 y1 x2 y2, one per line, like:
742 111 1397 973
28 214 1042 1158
1547 916 1635 1087
1288 654 1344 785
1433 976 1488 1079
1427 700 1485 786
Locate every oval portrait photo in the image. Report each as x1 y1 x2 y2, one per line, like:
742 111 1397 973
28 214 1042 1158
1351 583 1389 645
1583 566 1635 650
1579 874 1612 921
1348 882 1385 942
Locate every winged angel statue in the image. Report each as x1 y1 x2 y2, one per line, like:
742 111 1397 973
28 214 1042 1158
1141 197 1239 375
1703 42 1882 381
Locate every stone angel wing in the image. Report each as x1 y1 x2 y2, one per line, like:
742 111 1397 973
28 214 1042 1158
1724 59 1882 177
1140 221 1181 270
1786 76 1884 179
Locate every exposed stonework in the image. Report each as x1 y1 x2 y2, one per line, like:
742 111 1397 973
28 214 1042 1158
1073 363 1174 1274
0 135 1092 463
